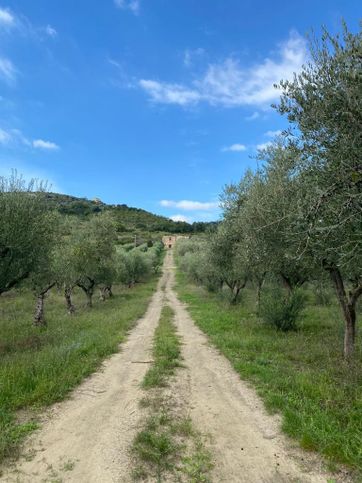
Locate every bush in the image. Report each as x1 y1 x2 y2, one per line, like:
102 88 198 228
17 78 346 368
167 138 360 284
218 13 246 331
260 288 306 331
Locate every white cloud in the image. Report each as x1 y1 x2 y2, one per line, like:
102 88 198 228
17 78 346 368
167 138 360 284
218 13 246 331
256 141 273 151
0 7 15 28
265 129 282 137
0 128 21 146
33 139 59 151
0 56 16 84
160 199 219 211
0 128 59 151
170 214 192 223
114 0 140 14
0 127 12 144
139 31 307 108
45 24 57 37
222 143 247 152
139 80 201 106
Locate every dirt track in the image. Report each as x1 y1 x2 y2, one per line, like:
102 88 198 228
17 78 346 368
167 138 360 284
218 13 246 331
1 251 336 482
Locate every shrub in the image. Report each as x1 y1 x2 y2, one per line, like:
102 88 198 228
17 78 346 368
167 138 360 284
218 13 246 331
260 288 306 331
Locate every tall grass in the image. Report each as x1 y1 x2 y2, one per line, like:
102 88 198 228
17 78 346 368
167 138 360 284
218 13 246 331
176 270 362 478
0 279 158 462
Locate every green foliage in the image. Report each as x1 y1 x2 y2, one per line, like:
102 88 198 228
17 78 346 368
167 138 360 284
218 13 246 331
0 173 54 295
259 288 306 332
178 24 362 356
41 192 218 234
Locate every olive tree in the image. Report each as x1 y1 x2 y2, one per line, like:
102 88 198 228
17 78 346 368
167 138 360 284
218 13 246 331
207 220 250 303
0 173 53 295
116 248 151 288
276 24 362 357
73 213 117 307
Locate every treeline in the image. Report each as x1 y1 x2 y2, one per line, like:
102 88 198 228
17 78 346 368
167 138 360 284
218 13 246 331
42 192 218 234
177 25 361 358
0 176 164 326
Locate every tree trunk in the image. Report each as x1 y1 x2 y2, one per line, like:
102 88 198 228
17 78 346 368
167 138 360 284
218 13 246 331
280 273 293 295
99 287 106 301
33 283 55 327
64 287 75 315
77 279 95 308
33 293 46 327
86 290 93 308
231 287 241 304
256 274 266 313
327 266 361 359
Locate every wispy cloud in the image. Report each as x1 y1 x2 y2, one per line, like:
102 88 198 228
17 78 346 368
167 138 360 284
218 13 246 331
33 139 59 151
114 0 140 14
160 199 219 211
139 32 307 108
245 111 260 121
139 80 200 106
0 127 12 144
0 128 59 151
221 143 247 153
45 24 57 38
183 48 205 67
0 56 17 84
0 7 15 29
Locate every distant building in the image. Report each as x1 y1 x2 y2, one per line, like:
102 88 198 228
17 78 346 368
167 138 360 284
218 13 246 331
162 235 188 249
162 235 177 249
93 197 102 204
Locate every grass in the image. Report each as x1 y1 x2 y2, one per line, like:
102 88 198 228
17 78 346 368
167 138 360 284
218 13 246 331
175 269 362 479
142 305 182 389
132 304 212 482
0 277 159 464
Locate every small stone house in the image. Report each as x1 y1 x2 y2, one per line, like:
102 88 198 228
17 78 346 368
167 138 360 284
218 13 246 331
162 235 177 249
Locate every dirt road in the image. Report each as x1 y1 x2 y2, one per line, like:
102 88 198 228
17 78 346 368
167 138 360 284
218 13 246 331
1 251 335 482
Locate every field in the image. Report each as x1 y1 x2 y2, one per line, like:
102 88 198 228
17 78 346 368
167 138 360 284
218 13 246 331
175 270 362 477
0 277 159 463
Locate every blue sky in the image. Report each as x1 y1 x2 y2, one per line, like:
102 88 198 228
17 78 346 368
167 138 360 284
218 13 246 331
0 0 359 222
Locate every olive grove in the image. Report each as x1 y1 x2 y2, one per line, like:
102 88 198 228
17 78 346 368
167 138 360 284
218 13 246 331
0 175 164 327
177 24 361 358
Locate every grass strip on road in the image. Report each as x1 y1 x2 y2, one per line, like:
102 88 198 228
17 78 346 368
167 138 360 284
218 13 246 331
142 305 182 389
132 303 212 482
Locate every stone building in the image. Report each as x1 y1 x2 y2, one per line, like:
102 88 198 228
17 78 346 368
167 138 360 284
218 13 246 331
162 235 190 249
162 235 177 249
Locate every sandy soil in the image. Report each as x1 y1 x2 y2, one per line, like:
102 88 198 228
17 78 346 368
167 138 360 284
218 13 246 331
1 251 345 482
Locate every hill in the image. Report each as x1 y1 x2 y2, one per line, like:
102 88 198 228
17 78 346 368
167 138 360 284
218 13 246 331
41 192 218 236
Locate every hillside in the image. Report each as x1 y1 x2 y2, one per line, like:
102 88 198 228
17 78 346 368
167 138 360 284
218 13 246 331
41 192 218 235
